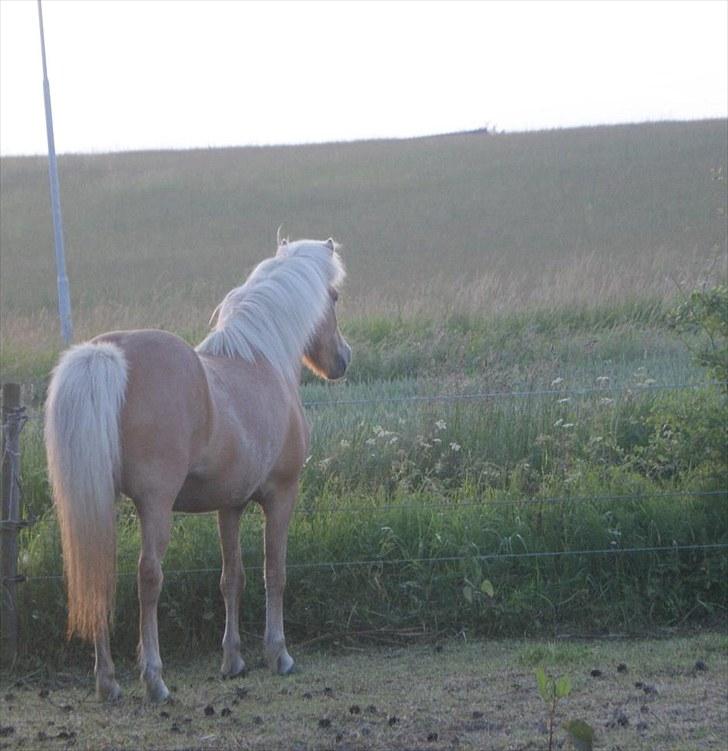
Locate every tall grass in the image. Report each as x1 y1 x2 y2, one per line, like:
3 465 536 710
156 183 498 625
18 475 727 665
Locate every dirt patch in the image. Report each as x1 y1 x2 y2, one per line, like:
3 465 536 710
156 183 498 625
1 634 726 750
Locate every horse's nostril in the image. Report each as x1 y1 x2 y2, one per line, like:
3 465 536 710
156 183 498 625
330 349 350 380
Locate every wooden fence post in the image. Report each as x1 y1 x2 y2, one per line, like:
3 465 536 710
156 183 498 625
1 383 24 667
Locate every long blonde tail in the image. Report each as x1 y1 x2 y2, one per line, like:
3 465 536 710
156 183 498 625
44 341 127 641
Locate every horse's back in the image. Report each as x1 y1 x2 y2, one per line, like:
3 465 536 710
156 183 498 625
94 329 211 500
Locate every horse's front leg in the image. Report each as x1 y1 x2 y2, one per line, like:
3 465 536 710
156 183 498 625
136 500 173 702
260 483 297 674
217 506 246 678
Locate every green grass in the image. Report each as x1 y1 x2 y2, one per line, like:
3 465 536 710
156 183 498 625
9 296 728 664
14 375 728 664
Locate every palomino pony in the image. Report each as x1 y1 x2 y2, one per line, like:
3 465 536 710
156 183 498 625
44 238 351 702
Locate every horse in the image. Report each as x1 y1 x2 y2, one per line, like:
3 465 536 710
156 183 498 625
44 237 351 702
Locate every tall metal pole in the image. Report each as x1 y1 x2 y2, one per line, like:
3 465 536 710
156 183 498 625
37 0 73 345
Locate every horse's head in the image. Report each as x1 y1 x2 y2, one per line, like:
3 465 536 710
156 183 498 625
288 237 351 381
303 282 352 380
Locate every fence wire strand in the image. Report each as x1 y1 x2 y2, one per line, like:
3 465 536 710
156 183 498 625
9 380 725 422
20 542 728 583
302 381 726 409
297 489 727 515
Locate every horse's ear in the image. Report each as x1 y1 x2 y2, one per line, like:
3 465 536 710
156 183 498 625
277 225 287 247
325 238 335 253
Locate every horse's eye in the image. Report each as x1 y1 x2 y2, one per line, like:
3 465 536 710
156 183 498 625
331 289 339 303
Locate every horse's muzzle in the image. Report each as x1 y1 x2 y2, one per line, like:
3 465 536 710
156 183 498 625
331 344 352 380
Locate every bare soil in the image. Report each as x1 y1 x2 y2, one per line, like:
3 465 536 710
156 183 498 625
1 634 726 750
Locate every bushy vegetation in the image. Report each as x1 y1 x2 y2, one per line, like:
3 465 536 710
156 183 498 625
669 283 728 389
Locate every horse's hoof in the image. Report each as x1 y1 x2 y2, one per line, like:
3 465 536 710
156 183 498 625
97 679 122 702
146 680 170 703
277 653 295 675
221 655 247 679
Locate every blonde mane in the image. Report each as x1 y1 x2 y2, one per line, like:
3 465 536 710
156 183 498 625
196 239 345 382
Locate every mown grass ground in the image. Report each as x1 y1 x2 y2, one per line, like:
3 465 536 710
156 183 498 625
1 634 726 750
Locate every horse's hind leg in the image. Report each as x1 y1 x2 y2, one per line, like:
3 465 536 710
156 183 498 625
260 484 297 675
94 623 121 701
136 500 174 702
217 507 246 678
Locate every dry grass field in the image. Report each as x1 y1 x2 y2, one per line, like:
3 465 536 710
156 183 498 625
1 119 726 376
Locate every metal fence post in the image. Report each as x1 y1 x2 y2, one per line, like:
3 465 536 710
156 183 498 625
1 383 24 667
37 0 74 345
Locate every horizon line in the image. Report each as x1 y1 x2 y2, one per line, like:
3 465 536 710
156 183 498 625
1 115 726 160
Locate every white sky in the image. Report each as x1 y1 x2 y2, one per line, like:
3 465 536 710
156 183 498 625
0 0 726 156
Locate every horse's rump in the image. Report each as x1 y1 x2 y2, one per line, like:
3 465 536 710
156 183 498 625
95 329 213 500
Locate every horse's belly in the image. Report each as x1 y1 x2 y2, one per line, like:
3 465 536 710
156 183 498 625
172 471 257 513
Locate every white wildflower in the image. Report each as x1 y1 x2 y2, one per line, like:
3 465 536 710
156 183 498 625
551 377 564 387
365 438 376 446
599 397 615 406
435 419 447 431
450 442 461 452
339 439 351 448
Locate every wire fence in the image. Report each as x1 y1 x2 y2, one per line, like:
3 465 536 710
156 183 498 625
20 542 728 583
5 379 725 426
294 489 728 515
301 380 727 409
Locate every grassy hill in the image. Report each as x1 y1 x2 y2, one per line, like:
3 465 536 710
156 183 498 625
1 119 726 372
